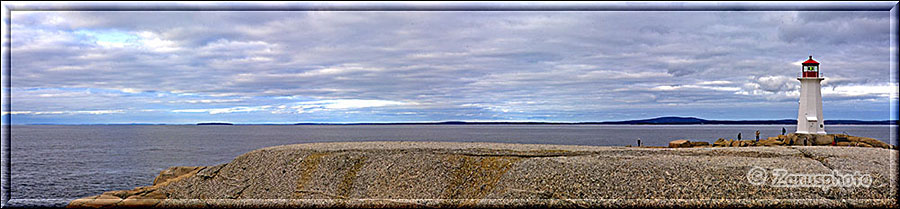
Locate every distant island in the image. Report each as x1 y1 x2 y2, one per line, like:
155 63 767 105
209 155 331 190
594 117 897 125
20 117 896 126
293 117 897 125
196 122 234 126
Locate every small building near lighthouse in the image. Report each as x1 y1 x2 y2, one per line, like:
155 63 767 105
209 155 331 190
796 56 826 134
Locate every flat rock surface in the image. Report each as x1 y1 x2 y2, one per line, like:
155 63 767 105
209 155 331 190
69 142 898 208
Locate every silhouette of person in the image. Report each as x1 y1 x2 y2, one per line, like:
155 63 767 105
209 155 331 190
738 132 742 140
755 130 760 142
782 127 786 135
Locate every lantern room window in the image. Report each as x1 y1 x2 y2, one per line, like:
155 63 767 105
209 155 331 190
805 66 817 72
801 56 820 78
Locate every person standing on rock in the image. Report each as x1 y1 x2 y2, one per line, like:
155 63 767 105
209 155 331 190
782 127 786 136
755 130 760 142
738 132 742 140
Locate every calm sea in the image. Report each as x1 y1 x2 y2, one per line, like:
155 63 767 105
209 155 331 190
4 124 896 207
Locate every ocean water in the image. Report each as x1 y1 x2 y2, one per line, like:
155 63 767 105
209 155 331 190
4 124 896 207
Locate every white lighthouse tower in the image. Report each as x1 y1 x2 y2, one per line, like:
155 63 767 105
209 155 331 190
796 56 826 134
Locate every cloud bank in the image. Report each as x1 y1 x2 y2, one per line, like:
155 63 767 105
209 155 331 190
5 9 896 124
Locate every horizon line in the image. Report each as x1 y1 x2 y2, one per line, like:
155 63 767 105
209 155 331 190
9 117 897 126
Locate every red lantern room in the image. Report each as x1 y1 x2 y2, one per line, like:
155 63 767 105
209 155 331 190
801 56 819 77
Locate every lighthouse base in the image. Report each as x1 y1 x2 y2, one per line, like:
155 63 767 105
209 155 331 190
783 133 835 146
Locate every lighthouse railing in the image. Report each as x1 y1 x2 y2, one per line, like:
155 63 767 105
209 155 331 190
798 72 824 78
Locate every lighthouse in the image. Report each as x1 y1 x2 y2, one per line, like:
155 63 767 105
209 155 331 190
796 56 825 134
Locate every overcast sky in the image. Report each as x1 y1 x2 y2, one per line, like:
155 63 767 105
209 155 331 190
3 3 898 124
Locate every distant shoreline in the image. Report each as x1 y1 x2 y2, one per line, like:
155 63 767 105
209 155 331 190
291 120 897 126
196 122 234 126
16 122 898 126
16 116 897 126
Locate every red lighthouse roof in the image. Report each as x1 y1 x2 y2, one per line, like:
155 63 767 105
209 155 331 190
802 56 819 65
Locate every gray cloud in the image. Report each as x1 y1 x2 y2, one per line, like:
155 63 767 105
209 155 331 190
6 10 896 123
778 11 890 45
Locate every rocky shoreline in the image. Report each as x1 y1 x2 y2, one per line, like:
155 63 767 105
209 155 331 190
665 133 895 149
68 141 897 208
